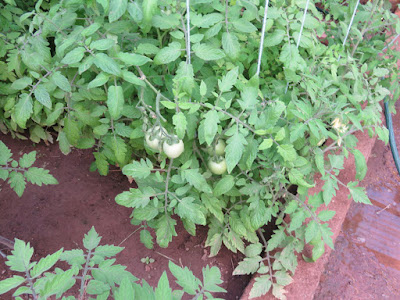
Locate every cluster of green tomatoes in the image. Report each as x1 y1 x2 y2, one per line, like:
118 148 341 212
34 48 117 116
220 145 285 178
144 125 227 175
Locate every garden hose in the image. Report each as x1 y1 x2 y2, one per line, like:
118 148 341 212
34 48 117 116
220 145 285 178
384 100 400 175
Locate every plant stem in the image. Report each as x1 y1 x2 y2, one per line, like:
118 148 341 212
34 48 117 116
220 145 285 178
257 228 274 283
28 66 63 98
79 249 92 299
136 67 174 104
256 0 270 77
25 267 38 300
164 158 174 213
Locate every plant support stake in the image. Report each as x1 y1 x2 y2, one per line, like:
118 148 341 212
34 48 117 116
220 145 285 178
186 0 191 64
285 0 310 93
337 0 360 61
256 0 270 77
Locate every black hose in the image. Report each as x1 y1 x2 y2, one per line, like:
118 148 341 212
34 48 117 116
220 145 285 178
384 101 400 175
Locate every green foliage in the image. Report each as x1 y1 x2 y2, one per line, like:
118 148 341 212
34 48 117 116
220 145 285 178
0 227 226 299
0 141 57 196
0 0 399 298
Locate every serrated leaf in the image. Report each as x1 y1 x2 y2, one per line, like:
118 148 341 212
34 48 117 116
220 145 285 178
272 283 287 299
264 29 285 47
320 223 334 249
213 175 235 196
176 197 206 225
200 81 207 97
34 86 51 109
249 275 272 298
140 229 154 249
288 210 305 232
94 53 121 75
353 149 367 180
60 249 85 266
315 148 325 175
57 131 71 155
258 139 273 150
51 71 71 92
277 144 297 162
349 185 371 204
156 214 177 248
90 39 115 51
107 85 124 120
122 159 153 179
311 239 325 261
168 261 200 295
117 52 151 66
183 169 212 193
173 112 187 139
108 0 128 23
202 265 226 293
274 271 293 286
86 280 110 295
155 271 172 300
232 19 257 33
203 110 220 146
266 229 285 251
115 188 153 208
93 152 109 176
318 210 335 222
64 118 80 146
61 47 85 64
25 167 58 186
14 94 33 129
6 239 33 272
8 172 26 197
225 132 247 173
233 257 261 275
94 245 124 257
115 277 135 300
11 77 32 90
0 141 12 165
83 227 101 250
305 220 318 244
245 243 263 257
289 169 314 188
30 249 63 278
0 276 25 294
154 42 181 65
222 32 240 60
218 67 238 92
322 177 336 205
193 43 225 61
87 73 110 89
153 13 180 30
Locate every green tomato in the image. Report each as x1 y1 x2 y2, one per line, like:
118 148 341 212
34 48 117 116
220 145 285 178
208 159 227 175
163 138 184 159
214 140 226 156
145 134 161 151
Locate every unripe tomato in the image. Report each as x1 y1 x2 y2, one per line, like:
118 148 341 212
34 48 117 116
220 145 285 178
145 134 161 151
208 159 227 175
214 140 226 156
163 138 184 159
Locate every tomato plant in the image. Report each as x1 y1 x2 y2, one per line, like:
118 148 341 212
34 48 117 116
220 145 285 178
1 0 399 298
0 227 225 299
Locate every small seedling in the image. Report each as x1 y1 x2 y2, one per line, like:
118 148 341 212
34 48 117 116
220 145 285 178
141 256 155 265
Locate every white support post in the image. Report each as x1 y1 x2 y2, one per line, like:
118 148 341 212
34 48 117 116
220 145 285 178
285 0 310 94
256 0 270 77
338 0 360 61
186 0 191 64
